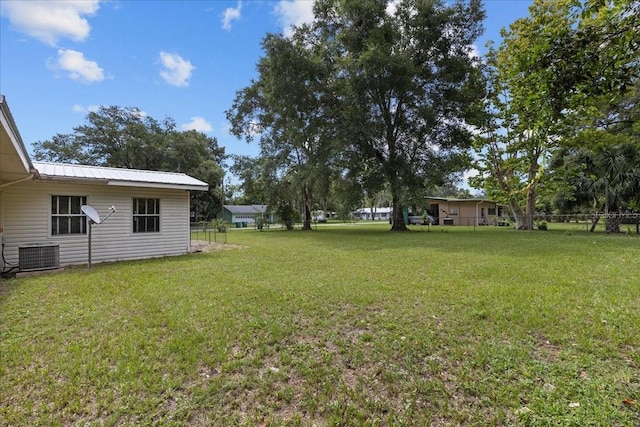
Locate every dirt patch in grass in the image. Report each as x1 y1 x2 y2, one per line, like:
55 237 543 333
190 240 247 253
530 333 565 363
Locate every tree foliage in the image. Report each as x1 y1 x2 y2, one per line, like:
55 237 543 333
538 0 640 114
546 79 640 231
227 32 335 230
228 0 485 231
473 0 640 230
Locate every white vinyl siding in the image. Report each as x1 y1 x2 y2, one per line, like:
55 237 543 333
2 180 191 267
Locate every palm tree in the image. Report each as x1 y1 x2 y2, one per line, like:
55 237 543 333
556 143 640 232
593 144 640 232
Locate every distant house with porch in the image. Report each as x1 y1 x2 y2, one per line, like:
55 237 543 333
221 205 275 225
424 197 506 226
353 207 392 221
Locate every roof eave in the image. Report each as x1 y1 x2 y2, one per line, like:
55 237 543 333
108 180 209 191
37 175 109 184
1 95 35 176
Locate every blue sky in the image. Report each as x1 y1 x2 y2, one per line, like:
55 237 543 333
1 0 533 173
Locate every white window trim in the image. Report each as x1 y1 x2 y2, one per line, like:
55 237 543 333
50 194 88 237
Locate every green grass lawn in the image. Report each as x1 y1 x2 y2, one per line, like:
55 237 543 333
1 224 639 426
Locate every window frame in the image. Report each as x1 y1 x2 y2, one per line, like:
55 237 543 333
50 195 88 236
132 198 160 233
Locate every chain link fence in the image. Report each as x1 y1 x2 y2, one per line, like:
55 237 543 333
407 212 640 234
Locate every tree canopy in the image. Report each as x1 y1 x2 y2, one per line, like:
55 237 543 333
227 32 335 230
472 0 640 230
228 0 486 231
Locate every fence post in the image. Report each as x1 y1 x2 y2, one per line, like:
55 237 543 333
586 215 589 234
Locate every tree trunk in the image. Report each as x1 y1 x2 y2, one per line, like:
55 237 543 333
606 217 622 233
301 184 313 231
605 210 622 234
509 184 536 230
391 202 407 231
389 177 408 231
509 198 528 230
524 185 536 230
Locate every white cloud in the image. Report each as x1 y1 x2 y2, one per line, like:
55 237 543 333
466 43 482 62
50 49 104 83
462 168 480 190
222 1 242 31
386 0 402 16
0 0 100 46
72 104 101 113
274 0 314 37
158 51 195 87
181 117 213 133
463 168 479 181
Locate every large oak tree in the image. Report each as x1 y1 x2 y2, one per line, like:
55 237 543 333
228 0 486 231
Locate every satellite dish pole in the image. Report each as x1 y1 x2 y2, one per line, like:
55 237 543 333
81 205 116 268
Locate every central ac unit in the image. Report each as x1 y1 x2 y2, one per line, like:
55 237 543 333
19 244 60 271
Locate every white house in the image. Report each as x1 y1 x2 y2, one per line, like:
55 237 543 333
353 207 392 221
1 95 208 274
222 204 275 226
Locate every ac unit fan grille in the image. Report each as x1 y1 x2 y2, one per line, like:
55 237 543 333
19 244 60 271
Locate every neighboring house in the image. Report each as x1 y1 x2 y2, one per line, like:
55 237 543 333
222 205 275 225
424 197 506 226
353 207 392 221
311 210 336 222
1 95 208 274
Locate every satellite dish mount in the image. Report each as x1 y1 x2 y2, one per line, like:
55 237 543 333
81 205 116 268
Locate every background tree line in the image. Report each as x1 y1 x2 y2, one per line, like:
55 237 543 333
34 0 639 231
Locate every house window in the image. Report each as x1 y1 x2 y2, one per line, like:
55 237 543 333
133 198 160 233
51 195 87 235
488 204 497 216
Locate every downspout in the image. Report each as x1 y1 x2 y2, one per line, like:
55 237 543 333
1 171 36 276
0 171 37 188
475 200 483 226
0 169 37 234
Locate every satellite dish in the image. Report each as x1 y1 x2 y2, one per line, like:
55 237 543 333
81 205 101 224
80 204 116 269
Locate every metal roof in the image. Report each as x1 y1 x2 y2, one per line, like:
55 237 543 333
33 162 209 191
224 205 268 214
425 197 498 203
354 207 393 213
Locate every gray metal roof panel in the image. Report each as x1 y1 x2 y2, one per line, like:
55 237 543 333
33 162 208 190
224 205 267 214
